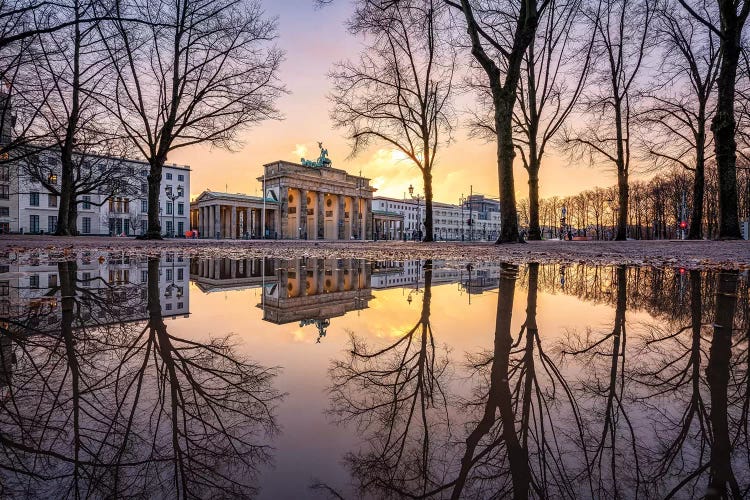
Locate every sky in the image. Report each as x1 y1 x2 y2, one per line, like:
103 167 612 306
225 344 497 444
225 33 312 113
169 0 620 203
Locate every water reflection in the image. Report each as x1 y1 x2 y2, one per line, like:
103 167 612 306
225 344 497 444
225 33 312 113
323 263 749 499
1 256 748 498
0 254 281 498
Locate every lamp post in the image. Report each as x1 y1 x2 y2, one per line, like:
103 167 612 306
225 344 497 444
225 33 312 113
408 183 424 241
164 184 184 238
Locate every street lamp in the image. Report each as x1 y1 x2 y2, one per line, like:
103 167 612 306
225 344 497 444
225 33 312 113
408 183 424 241
164 184 184 237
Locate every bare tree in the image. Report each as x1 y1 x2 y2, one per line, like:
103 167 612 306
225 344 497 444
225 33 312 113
99 0 284 239
330 0 455 243
15 0 130 235
446 0 549 243
564 0 653 241
638 0 720 240
676 0 750 239
468 0 592 241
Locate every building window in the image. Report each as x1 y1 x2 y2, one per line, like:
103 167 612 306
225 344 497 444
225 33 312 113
0 281 9 296
48 216 57 233
82 272 91 285
48 194 57 207
48 274 57 287
29 275 39 288
141 200 147 212
82 196 91 209
166 303 172 311
0 207 8 217
177 221 184 235
166 173 173 180
166 268 173 281
0 185 8 199
0 165 9 181
178 174 184 181
30 191 39 206
177 202 184 215
141 182 147 193
141 270 147 283
165 220 173 236
177 268 184 281
82 217 91 234
29 214 39 232
166 202 173 215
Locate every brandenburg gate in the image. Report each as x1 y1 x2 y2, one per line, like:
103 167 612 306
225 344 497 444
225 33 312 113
190 143 375 240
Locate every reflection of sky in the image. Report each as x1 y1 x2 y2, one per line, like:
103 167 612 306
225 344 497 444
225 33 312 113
171 276 633 498
168 0 625 205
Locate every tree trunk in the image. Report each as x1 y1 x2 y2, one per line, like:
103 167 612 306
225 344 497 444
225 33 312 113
527 161 541 240
713 15 742 239
616 170 628 240
422 169 434 242
67 196 78 235
56 172 72 235
145 158 164 239
688 154 705 240
495 88 520 243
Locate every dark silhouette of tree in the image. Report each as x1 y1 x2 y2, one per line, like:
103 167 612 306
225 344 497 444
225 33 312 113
638 0 720 240
676 0 750 239
98 0 284 239
564 0 654 241
330 0 455 243
446 0 549 243
468 1 593 241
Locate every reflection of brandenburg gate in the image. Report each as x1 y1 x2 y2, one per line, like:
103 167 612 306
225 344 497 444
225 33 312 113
258 259 373 325
190 258 277 293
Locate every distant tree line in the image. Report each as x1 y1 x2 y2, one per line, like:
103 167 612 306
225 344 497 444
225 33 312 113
0 0 284 238
519 161 750 239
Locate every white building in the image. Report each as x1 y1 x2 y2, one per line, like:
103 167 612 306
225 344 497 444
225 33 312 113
372 195 501 241
5 151 190 236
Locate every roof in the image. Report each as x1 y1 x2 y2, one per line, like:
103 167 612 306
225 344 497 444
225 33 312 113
192 190 278 204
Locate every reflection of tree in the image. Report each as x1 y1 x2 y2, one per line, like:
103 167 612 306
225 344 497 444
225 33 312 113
706 270 741 498
0 257 281 498
560 265 643 497
327 260 451 498
450 263 590 499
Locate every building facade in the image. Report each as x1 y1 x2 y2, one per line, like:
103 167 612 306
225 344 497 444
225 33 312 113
1 150 190 236
190 156 375 240
373 195 502 241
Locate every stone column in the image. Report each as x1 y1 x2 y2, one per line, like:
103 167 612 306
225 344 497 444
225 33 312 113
317 192 325 239
337 195 345 240
207 206 214 239
351 197 359 239
198 207 204 237
365 199 373 239
230 205 237 240
299 191 308 239
278 186 288 239
214 205 221 239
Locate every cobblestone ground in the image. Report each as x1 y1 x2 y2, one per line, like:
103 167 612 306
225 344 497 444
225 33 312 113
1 235 749 269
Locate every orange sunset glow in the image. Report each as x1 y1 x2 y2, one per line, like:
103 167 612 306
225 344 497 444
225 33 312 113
168 0 618 204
